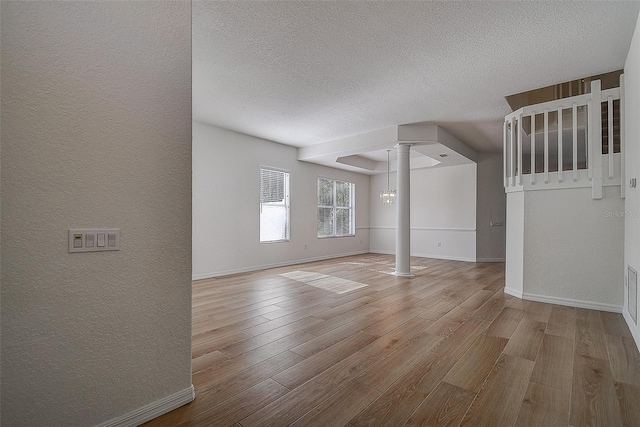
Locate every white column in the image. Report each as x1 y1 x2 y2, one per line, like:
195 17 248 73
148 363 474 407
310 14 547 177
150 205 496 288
395 143 413 277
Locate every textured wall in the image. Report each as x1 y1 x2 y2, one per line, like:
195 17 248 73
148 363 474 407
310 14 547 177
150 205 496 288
476 153 506 261
523 186 624 308
192 121 370 278
624 15 640 341
1 2 192 426
369 163 477 261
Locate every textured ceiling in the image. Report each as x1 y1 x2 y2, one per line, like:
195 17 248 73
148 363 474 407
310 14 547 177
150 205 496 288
193 1 640 153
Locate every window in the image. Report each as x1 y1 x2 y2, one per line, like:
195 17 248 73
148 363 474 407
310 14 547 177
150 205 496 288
260 167 290 242
317 177 355 238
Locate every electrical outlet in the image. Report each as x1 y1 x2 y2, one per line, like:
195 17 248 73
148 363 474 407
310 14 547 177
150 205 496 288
437 242 442 247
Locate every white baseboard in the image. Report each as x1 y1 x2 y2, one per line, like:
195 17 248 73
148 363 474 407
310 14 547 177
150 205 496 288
476 257 506 263
369 249 476 263
623 308 640 352
192 251 369 280
506 290 622 313
504 286 523 299
95 385 194 427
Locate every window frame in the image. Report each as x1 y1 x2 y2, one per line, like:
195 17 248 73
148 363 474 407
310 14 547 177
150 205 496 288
259 166 290 243
317 177 356 239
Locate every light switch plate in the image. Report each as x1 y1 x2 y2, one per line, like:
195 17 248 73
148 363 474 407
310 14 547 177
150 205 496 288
69 229 120 253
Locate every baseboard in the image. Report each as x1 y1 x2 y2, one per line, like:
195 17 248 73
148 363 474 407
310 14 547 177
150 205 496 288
193 251 369 280
476 257 506 263
504 286 523 299
623 308 640 352
509 290 622 313
369 249 476 263
95 385 194 427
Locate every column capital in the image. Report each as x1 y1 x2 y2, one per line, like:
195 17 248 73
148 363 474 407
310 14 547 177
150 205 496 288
394 142 414 148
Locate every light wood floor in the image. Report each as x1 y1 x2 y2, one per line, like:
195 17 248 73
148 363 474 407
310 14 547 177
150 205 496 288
145 254 640 427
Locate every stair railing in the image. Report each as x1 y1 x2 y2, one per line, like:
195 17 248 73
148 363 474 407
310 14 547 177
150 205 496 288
504 78 623 199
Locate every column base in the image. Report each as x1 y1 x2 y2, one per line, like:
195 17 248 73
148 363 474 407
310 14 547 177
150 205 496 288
394 271 414 277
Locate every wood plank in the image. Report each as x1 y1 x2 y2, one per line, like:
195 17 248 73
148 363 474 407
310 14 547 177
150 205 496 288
545 305 577 339
570 354 622 427
357 331 442 392
289 380 381 427
192 331 251 358
404 382 475 426
360 316 433 357
460 354 535 426
349 352 457 427
273 331 379 390
423 315 463 338
191 350 228 374
524 301 552 322
503 318 546 361
575 308 609 359
240 351 378 427
219 316 324 357
175 379 287 426
605 334 640 387
473 297 507 322
485 307 525 338
431 318 491 360
515 381 570 427
443 333 508 392
614 381 640 427
196 350 304 398
601 311 633 337
193 330 315 389
530 333 574 391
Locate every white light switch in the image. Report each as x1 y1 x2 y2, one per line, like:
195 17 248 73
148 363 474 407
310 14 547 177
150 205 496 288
69 229 119 253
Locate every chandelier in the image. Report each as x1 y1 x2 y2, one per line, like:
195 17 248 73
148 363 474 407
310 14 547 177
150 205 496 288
380 150 396 204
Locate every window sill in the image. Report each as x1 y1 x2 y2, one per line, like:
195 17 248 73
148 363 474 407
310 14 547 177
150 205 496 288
317 235 355 239
260 239 290 244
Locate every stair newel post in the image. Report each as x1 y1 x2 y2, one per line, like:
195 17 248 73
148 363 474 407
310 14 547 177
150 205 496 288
621 74 626 199
518 114 523 186
503 120 508 188
558 107 563 182
591 80 603 199
510 116 516 187
544 109 549 183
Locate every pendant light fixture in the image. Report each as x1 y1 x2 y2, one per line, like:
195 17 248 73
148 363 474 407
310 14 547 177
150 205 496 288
380 149 396 205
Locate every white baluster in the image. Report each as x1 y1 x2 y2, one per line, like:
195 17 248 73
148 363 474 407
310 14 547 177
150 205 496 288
558 107 563 182
531 113 536 184
544 109 549 183
573 103 578 181
608 95 614 179
518 114 523 186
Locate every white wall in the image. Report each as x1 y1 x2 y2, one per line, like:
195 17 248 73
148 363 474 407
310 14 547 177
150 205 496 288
369 163 477 262
505 191 524 296
624 14 640 347
524 186 624 309
476 153 506 261
1 3 192 426
192 121 370 278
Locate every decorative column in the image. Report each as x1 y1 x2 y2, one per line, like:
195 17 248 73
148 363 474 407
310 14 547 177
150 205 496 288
395 143 413 277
